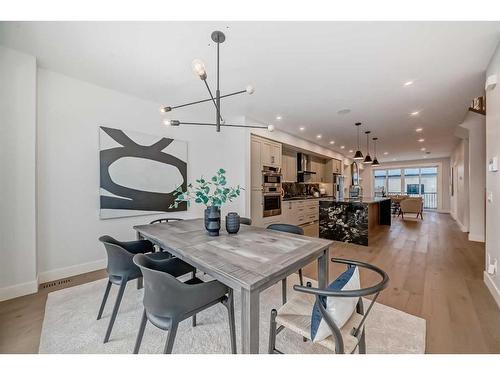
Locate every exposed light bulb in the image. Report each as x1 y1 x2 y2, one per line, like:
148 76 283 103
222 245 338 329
163 119 180 127
191 59 207 80
246 85 255 94
267 124 275 132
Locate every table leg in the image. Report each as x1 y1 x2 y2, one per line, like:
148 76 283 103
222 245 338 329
317 248 330 288
241 288 260 354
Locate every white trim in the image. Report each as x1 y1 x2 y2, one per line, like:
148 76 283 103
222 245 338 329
437 209 450 214
0 279 38 302
38 258 106 284
484 272 500 310
468 233 485 242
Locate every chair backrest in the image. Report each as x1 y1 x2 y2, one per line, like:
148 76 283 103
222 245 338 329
400 198 422 213
240 217 252 225
150 218 184 224
133 253 192 317
267 223 304 235
99 235 138 279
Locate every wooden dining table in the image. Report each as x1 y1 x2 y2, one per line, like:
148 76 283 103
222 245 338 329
134 218 333 354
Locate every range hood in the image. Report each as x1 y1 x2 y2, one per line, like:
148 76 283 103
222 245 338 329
297 152 316 182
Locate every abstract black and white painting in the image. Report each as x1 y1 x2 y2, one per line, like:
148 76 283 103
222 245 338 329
99 126 187 219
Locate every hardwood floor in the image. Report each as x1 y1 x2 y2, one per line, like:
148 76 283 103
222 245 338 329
303 211 500 353
1 212 499 353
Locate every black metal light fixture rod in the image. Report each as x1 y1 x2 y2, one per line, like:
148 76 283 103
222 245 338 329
179 121 267 129
216 37 221 132
167 90 246 112
203 80 223 122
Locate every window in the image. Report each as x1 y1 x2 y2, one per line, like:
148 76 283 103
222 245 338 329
373 166 438 209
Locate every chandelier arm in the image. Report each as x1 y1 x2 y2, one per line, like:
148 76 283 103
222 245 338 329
179 121 267 129
203 80 224 122
166 90 247 112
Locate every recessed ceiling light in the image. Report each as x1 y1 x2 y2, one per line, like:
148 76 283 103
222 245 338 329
329 140 335 144
418 138 425 142
337 109 351 115
299 127 305 131
276 115 282 120
415 128 423 132
383 152 389 155
349 149 354 153
404 80 414 86
316 134 322 139
410 111 420 116
421 147 426 151
340 145 345 149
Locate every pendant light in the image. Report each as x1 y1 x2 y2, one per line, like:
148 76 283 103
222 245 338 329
372 137 380 166
353 122 364 160
363 131 373 164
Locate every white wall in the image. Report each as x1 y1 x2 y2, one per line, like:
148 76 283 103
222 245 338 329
0 47 38 301
458 111 486 241
450 139 469 232
485 42 500 307
36 68 248 282
361 158 451 212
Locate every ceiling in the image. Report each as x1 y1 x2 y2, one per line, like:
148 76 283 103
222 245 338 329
1 21 499 162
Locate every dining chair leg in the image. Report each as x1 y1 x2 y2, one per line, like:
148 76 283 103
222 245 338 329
225 290 237 354
133 309 148 354
192 314 197 327
103 278 127 343
97 280 112 320
358 327 367 354
298 269 304 286
268 309 278 354
163 321 179 354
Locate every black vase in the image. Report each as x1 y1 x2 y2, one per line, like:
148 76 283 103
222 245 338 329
204 206 221 237
225 212 240 234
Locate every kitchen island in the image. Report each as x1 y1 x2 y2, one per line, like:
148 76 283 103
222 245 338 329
319 197 391 246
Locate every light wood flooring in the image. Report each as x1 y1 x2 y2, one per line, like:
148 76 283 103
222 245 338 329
1 212 499 353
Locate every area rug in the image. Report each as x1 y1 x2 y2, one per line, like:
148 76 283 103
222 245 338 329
39 274 426 354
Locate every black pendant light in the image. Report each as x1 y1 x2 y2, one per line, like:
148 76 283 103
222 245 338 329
353 122 364 160
372 137 380 166
363 131 372 164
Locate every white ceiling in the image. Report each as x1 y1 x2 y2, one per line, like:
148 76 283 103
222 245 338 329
1 21 499 161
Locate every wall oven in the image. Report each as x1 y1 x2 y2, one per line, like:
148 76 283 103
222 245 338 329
263 187 282 217
262 166 282 187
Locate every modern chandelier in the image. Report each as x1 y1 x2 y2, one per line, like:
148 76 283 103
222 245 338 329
160 30 273 133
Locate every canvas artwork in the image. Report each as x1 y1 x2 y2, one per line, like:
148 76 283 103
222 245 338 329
99 126 187 219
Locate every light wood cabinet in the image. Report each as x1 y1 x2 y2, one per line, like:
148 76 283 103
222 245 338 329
251 137 263 190
260 139 281 168
309 156 327 183
282 149 297 182
325 158 343 182
280 199 318 227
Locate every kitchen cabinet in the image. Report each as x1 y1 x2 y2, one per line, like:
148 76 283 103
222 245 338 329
261 139 281 168
309 156 327 183
325 158 343 182
280 199 319 227
282 149 297 182
251 137 263 190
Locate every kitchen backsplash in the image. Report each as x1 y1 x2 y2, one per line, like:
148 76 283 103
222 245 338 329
282 182 322 198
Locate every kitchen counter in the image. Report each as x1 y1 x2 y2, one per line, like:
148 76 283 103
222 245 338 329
282 195 334 201
319 197 391 246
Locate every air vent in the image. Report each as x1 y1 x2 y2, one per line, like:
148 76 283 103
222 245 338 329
40 278 73 290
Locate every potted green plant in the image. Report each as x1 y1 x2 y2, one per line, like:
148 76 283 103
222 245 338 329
170 169 243 236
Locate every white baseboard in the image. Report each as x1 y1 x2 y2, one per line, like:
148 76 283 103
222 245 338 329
437 209 450 214
38 258 107 284
484 272 500 310
468 233 485 242
0 279 38 302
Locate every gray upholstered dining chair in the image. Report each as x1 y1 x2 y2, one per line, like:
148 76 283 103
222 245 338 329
240 217 252 225
268 258 389 354
150 217 184 224
267 224 305 289
132 253 237 354
97 235 195 343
